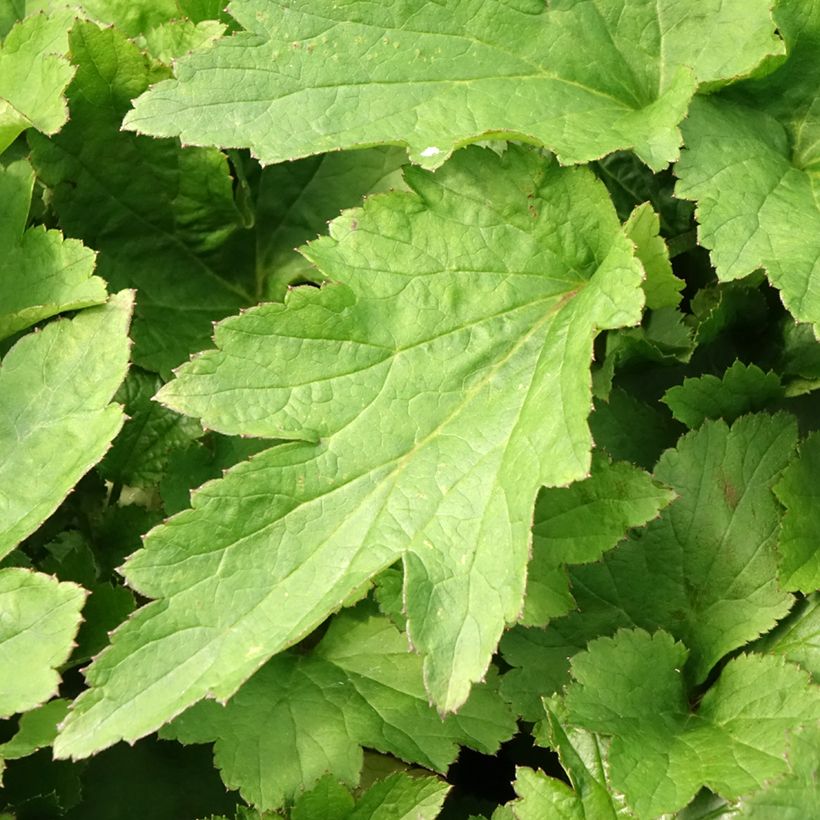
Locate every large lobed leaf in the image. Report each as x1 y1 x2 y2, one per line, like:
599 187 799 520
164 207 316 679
55 145 645 758
123 0 782 170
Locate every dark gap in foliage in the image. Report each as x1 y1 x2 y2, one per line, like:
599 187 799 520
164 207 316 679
441 724 568 817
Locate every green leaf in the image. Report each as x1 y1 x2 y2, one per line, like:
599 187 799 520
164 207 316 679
588 388 681 470
563 628 820 818
0 291 133 557
136 19 226 64
736 725 820 818
291 776 355 820
123 0 782 170
65 0 182 37
0 155 105 343
0 569 86 718
774 432 820 592
29 21 250 375
291 772 449 820
162 605 514 810
529 707 624 819
54 145 646 758
753 595 819 681
0 699 68 778
508 765 610 820
675 0 820 331
501 414 796 716
0 9 76 153
594 151 694 237
662 361 784 429
252 148 407 300
623 203 682 310
522 455 675 626
347 772 449 820
99 370 202 489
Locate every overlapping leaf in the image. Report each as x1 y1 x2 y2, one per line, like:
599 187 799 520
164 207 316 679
753 595 819 681
0 291 133 556
0 570 85 718
162 605 514 809
662 361 784 428
501 414 796 718
123 0 782 170
55 145 645 757
291 772 449 820
0 155 105 341
99 370 203 488
676 0 820 331
0 8 76 153
522 455 675 626
562 629 820 817
29 22 250 375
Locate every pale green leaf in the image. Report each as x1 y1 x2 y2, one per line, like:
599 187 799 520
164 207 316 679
0 291 133 557
501 414 796 717
675 0 820 331
0 9 76 153
55 145 645 757
29 21 250 375
563 628 820 818
774 432 820 592
162 605 513 810
136 19 226 64
0 569 86 718
123 0 782 170
624 203 682 309
522 455 675 626
736 724 820 818
662 361 784 429
0 155 105 341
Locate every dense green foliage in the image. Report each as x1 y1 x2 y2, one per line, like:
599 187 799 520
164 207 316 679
1 1 818 817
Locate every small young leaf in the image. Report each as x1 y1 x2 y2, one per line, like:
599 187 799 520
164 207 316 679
662 361 784 428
